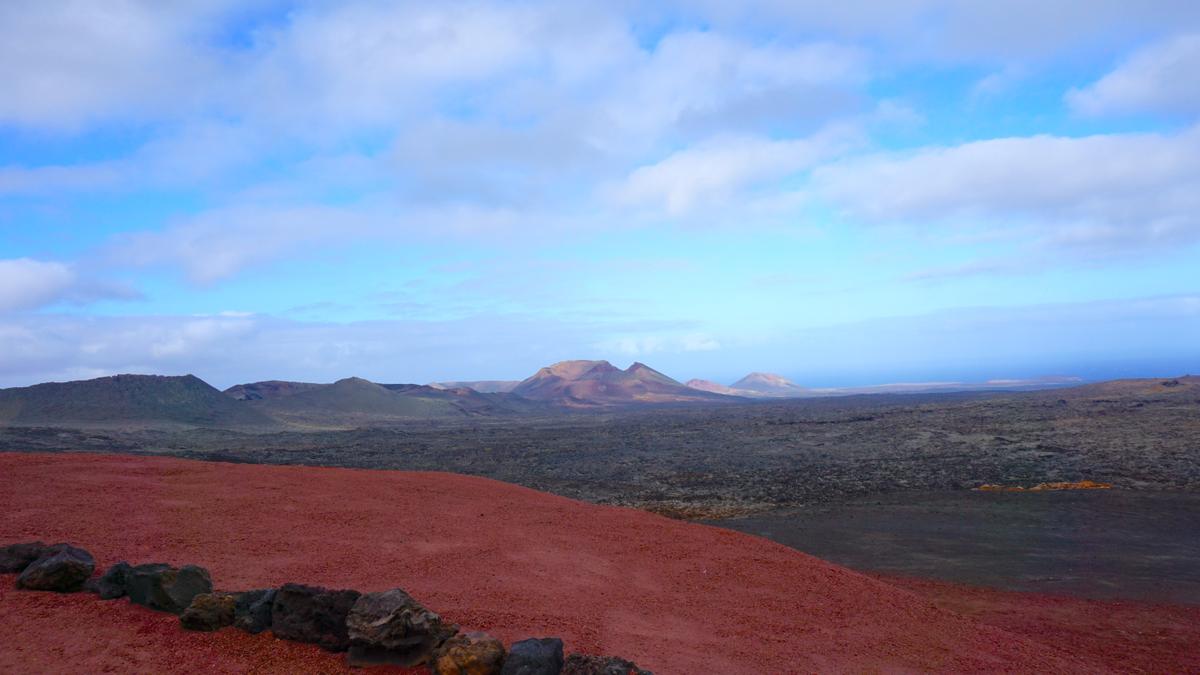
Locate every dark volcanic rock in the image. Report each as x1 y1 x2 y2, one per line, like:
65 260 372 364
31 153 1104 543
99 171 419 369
433 631 506 675
233 588 276 634
85 561 133 599
181 592 237 631
15 544 94 592
502 638 564 675
346 588 457 667
126 563 213 614
0 541 52 573
271 583 361 651
563 654 652 675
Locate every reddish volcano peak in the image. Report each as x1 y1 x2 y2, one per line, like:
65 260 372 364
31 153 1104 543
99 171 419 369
544 360 617 379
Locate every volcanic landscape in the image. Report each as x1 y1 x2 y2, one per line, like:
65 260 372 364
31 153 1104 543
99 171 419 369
2 362 1198 673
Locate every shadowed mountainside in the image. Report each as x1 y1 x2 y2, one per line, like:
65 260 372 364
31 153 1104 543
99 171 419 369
0 374 278 429
224 380 325 401
241 377 468 426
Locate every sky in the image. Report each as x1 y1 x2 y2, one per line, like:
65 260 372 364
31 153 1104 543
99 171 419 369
1 0 1199 389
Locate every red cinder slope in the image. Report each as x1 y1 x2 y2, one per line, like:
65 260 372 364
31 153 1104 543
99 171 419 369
0 453 1106 673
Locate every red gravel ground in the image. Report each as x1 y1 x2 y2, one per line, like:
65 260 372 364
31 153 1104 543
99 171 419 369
0 453 1194 673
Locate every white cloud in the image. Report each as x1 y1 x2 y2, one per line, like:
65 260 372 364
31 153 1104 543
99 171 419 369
1068 33 1200 117
0 162 123 196
678 1 1200 62
0 258 141 312
0 0 231 130
600 333 722 357
603 33 867 145
110 204 388 284
105 199 584 284
0 312 630 388
2 295 1195 389
612 125 861 216
238 2 543 129
970 66 1027 101
0 122 265 197
811 125 1200 254
0 259 76 312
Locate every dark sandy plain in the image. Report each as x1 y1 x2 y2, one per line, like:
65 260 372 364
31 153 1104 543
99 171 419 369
4 378 1196 519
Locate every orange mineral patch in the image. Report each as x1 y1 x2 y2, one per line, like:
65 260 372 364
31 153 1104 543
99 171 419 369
976 480 1114 492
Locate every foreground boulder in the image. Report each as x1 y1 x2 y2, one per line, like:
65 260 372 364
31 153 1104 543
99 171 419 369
271 583 361 651
233 588 276 634
346 588 458 667
85 561 133 599
434 631 506 675
501 638 564 675
563 654 652 675
181 592 237 631
126 563 213 614
0 541 53 573
15 544 95 592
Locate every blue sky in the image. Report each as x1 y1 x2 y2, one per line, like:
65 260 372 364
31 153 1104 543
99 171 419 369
1 0 1199 388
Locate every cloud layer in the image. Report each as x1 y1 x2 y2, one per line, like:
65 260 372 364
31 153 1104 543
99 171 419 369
2 1 1199 386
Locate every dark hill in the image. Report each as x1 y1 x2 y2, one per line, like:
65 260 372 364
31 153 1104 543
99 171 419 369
224 380 324 401
0 374 277 429
512 360 737 407
245 377 468 427
380 383 545 415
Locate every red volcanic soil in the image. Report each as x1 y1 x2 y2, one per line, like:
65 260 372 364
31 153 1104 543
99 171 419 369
881 575 1200 674
0 453 1192 673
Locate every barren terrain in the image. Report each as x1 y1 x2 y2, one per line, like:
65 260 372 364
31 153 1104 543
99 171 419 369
4 381 1196 518
3 452 1198 673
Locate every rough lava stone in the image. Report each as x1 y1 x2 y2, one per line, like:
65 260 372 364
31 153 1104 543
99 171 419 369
562 654 653 675
0 541 53 574
85 561 133 599
501 638 565 675
271 583 361 651
233 588 276 634
346 588 458 667
126 563 214 614
15 544 95 592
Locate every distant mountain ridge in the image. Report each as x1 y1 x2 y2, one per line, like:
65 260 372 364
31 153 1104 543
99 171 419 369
427 380 519 393
0 366 1134 430
512 360 735 407
224 377 545 427
731 372 809 397
686 372 809 398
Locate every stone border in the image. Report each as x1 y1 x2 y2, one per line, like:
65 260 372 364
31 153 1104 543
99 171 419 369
2 541 652 675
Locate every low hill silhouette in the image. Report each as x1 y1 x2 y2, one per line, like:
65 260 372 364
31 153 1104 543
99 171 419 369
427 380 519 393
241 377 467 426
0 374 277 429
731 372 809 397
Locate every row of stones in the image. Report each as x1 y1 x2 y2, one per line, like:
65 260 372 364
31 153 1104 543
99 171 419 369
1 541 651 675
